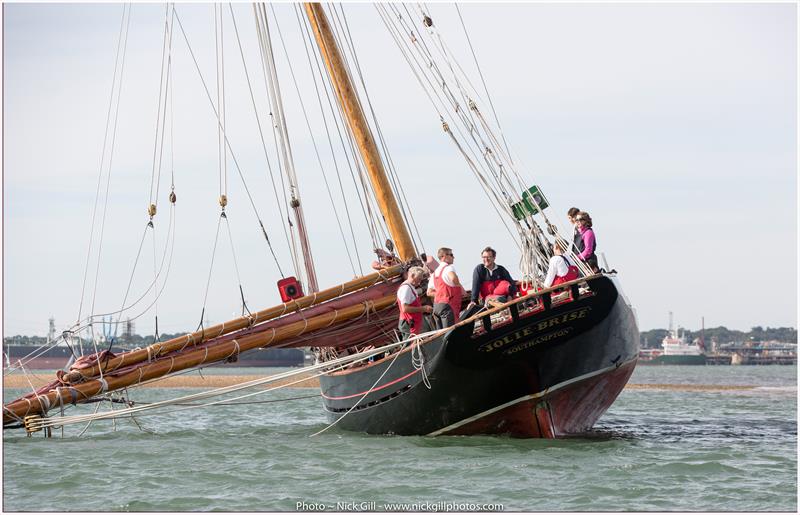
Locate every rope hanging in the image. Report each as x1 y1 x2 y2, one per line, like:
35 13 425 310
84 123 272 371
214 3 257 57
173 7 285 276
256 4 320 292
77 3 132 326
376 3 592 286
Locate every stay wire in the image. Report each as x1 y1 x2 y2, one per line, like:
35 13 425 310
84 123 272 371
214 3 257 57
411 3 535 208
173 7 284 277
87 202 178 327
89 4 133 321
334 5 425 255
112 223 152 339
148 4 173 207
386 4 525 238
454 4 519 177
294 4 364 273
272 3 358 276
380 4 507 203
254 4 302 280
304 4 385 249
420 6 524 201
227 4 293 278
151 223 159 342
214 3 229 198
257 4 312 286
200 213 224 324
403 4 510 199
78 3 129 324
300 6 382 253
326 13 391 249
221 213 251 317
411 6 559 274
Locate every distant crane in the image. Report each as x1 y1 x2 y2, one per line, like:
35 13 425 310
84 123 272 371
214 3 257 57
47 317 56 344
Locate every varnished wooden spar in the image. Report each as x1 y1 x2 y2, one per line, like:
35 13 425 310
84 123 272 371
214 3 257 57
61 265 402 383
3 294 398 425
304 3 416 261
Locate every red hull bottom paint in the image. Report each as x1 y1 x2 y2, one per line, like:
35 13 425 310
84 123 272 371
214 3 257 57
438 359 637 438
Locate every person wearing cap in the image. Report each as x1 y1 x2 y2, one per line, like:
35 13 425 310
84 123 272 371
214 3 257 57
467 246 517 309
575 211 599 273
397 266 433 340
427 247 465 329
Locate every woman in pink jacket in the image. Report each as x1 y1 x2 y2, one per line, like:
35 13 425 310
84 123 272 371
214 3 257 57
575 212 599 273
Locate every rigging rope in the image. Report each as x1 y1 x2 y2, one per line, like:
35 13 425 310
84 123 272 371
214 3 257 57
333 5 425 255
271 3 359 277
454 3 513 162
27 333 436 431
173 7 285 276
376 3 593 287
77 3 131 326
87 3 133 325
214 3 228 202
226 4 293 279
326 14 394 250
257 4 320 292
254 5 304 283
302 5 389 252
294 5 365 273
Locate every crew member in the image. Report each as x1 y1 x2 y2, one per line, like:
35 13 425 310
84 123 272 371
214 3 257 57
397 266 433 340
428 247 465 329
371 249 400 270
467 246 517 309
543 241 580 288
567 207 583 254
575 212 599 273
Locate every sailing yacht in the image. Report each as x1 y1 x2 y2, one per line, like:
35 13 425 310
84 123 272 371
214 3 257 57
3 3 638 438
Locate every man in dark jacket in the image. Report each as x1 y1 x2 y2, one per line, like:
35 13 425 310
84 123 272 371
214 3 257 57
466 246 517 309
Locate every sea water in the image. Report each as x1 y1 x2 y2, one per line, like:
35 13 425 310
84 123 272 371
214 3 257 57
3 365 796 512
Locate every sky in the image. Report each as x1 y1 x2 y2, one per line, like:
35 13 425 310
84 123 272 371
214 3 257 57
3 2 797 337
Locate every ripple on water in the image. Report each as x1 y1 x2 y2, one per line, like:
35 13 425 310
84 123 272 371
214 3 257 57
3 366 797 511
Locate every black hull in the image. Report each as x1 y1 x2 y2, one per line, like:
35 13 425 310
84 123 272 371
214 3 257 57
319 275 639 437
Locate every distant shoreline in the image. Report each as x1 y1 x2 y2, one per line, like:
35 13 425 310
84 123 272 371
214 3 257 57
2 374 768 392
3 374 319 389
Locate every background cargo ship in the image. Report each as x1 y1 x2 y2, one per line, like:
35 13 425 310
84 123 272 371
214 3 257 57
638 313 706 365
4 342 303 369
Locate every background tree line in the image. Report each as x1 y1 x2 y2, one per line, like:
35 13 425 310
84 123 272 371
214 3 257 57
639 326 797 348
6 326 797 350
4 332 188 347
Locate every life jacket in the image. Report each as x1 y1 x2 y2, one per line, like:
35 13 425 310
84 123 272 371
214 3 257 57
573 227 584 253
433 264 463 323
397 282 423 335
552 255 580 286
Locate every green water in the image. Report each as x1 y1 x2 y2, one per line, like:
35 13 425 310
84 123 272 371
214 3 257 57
3 365 796 511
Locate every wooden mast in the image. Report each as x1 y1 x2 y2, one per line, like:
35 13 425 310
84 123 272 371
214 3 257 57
303 3 416 261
